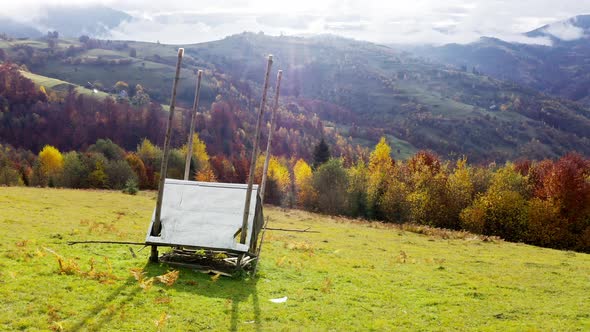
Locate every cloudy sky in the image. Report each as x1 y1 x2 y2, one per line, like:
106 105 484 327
4 0 590 44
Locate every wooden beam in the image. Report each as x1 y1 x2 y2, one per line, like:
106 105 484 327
240 55 273 244
184 70 203 180
151 48 184 262
259 70 283 204
67 240 147 246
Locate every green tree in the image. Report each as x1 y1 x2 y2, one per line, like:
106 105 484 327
131 84 151 106
58 152 88 188
312 159 348 215
313 139 330 168
88 139 125 160
347 161 368 217
105 160 136 190
0 146 22 186
88 160 109 189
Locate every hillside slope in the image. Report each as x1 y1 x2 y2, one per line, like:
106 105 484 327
0 187 589 330
2 33 590 161
413 15 590 106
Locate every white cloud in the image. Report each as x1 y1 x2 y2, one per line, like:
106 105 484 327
543 21 585 41
1 0 589 45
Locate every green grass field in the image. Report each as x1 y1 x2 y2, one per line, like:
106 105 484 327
20 71 112 100
1 187 589 331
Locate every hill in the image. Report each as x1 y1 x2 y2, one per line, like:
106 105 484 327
2 32 590 161
1 187 589 330
413 15 590 107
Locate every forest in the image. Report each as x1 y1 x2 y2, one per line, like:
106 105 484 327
1 58 589 253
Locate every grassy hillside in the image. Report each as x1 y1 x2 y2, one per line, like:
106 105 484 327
20 70 111 100
1 187 589 331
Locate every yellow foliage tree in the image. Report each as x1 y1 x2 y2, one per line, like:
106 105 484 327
136 139 162 169
255 155 291 202
367 137 395 219
293 159 315 208
183 134 212 175
38 145 64 178
195 168 217 182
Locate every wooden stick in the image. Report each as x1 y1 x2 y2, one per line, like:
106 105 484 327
240 55 273 244
265 227 319 233
252 217 269 276
184 70 203 180
259 70 283 204
67 240 147 246
151 48 184 262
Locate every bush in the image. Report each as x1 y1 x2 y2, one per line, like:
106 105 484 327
105 160 135 190
122 178 139 195
0 166 22 186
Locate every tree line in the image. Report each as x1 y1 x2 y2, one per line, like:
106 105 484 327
1 136 589 253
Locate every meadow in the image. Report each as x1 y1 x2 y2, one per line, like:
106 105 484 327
0 187 589 331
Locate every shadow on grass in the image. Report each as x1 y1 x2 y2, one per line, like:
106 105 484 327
143 261 261 332
67 259 261 331
68 279 141 331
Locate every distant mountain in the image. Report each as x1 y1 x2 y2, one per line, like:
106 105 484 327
0 17 42 38
410 15 590 106
526 15 590 43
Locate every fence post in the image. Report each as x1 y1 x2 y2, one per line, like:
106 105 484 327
240 55 273 244
150 48 184 262
260 70 283 204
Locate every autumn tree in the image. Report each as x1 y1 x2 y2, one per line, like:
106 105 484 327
183 133 214 180
255 155 291 205
367 137 395 219
88 159 109 189
38 145 64 186
126 153 149 189
460 163 529 241
0 144 22 186
136 139 162 188
293 158 316 209
131 84 150 106
114 81 129 93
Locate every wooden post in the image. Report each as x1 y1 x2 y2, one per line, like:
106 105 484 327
240 55 273 244
259 70 282 204
150 48 184 262
184 70 203 181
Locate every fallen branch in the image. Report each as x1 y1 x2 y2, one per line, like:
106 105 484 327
67 240 147 246
265 227 319 233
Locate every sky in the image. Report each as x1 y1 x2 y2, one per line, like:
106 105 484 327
4 0 590 44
